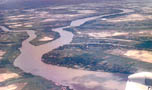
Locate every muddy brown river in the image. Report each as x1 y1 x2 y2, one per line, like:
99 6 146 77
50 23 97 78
1 13 129 90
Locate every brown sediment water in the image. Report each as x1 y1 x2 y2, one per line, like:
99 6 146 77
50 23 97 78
1 12 130 90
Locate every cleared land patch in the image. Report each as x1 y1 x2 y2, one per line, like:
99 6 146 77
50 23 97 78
39 37 53 41
106 49 152 63
0 50 5 59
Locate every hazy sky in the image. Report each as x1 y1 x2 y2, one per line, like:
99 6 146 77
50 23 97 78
0 0 17 4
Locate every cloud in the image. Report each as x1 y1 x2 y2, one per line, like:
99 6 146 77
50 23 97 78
0 0 19 4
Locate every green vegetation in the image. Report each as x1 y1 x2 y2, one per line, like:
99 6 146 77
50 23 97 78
0 32 28 64
135 41 152 50
30 29 60 46
42 2 152 75
42 42 152 74
42 44 136 74
0 31 70 90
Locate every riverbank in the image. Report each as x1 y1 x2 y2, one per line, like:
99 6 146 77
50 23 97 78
12 14 128 90
29 29 60 46
0 26 71 90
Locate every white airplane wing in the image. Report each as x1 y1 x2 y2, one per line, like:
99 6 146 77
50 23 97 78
125 72 152 90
